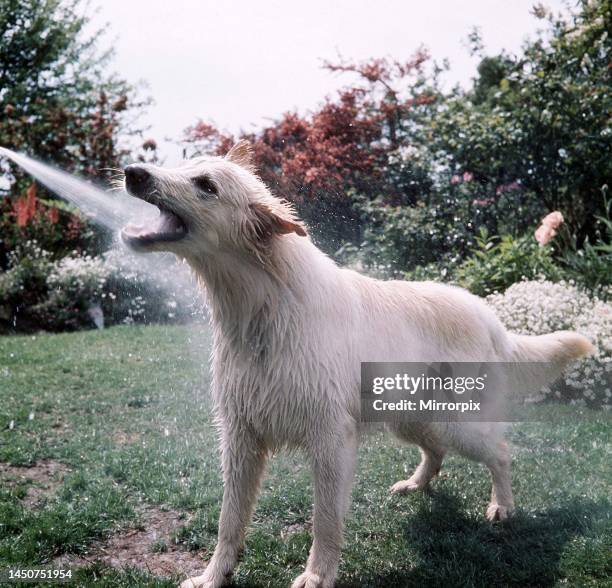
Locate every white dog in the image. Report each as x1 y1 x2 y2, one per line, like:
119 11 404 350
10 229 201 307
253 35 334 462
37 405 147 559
121 142 594 588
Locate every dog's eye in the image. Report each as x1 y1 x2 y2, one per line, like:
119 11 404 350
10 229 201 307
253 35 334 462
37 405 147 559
193 175 217 196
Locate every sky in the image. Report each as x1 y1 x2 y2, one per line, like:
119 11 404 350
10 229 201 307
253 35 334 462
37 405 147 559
88 0 567 164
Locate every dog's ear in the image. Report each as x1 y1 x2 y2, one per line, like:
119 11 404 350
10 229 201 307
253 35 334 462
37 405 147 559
225 140 255 170
250 201 307 238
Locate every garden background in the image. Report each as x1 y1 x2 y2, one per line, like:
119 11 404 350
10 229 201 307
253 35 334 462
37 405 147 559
0 1 610 586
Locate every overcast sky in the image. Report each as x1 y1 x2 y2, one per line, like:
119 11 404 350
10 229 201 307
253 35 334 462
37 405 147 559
88 0 566 164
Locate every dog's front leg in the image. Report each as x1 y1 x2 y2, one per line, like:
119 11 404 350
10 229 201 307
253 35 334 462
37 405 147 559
292 425 358 588
181 431 267 588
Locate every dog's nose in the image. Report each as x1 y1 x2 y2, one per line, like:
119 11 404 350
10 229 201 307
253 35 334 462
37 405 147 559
124 164 152 196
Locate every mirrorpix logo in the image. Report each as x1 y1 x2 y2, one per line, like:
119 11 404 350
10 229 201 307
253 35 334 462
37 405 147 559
360 362 509 422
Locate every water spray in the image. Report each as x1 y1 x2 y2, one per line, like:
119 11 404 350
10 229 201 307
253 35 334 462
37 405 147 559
0 147 203 324
0 146 157 232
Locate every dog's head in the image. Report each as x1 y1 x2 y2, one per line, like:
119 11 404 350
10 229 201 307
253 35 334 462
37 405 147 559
120 141 306 260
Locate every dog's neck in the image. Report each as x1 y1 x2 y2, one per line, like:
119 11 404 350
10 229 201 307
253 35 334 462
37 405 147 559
186 236 333 350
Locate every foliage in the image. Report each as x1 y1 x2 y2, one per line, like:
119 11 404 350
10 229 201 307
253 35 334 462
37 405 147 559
431 0 611 243
180 0 610 280
0 183 95 269
183 51 441 249
558 193 612 296
450 193 611 299
2 0 609 332
336 193 473 277
455 230 564 296
0 242 199 332
487 280 611 408
403 261 458 283
0 241 53 328
0 0 153 266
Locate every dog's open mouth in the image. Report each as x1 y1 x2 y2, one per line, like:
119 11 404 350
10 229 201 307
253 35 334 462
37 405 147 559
121 206 188 246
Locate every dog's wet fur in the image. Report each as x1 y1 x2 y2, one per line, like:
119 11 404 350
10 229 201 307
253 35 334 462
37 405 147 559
121 141 594 588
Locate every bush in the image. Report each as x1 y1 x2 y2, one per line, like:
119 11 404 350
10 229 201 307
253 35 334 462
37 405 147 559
0 241 54 329
558 195 612 297
335 194 474 277
487 280 611 408
404 261 458 283
419 198 611 298
35 253 118 331
431 0 611 243
0 242 200 332
455 230 564 296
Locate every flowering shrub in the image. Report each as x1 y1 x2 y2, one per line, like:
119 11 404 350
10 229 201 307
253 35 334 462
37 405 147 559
0 241 200 332
487 280 611 408
47 254 111 301
37 253 116 330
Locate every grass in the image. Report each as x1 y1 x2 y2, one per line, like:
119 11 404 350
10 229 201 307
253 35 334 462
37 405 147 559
0 324 610 587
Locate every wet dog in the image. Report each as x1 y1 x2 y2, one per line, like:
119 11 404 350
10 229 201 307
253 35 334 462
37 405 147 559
121 141 593 588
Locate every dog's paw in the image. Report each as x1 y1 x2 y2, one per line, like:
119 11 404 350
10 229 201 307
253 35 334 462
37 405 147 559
389 478 425 494
291 571 333 588
486 503 512 522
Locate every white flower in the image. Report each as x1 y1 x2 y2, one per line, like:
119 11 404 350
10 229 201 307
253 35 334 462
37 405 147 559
487 280 611 407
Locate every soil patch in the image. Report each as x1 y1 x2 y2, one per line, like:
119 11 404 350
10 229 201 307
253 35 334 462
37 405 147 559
0 459 70 507
54 507 205 578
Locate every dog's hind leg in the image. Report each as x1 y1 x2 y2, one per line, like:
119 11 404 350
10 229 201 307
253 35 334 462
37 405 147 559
292 423 358 588
451 430 514 522
484 441 514 522
390 445 445 494
181 429 267 588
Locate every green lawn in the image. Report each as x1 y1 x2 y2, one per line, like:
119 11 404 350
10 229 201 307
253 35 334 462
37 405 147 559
0 325 610 587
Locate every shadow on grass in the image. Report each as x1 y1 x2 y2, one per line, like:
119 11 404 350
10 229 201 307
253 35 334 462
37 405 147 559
343 490 609 588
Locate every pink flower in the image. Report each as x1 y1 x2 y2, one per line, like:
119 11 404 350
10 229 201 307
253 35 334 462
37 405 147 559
535 224 555 246
463 171 474 182
451 175 461 185
541 211 564 229
534 211 564 246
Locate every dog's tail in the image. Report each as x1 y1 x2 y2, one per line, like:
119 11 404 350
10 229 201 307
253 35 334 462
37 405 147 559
506 331 595 396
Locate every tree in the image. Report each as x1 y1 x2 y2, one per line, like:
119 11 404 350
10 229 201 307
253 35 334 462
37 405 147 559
0 0 152 265
432 0 611 241
183 50 440 249
183 0 610 274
